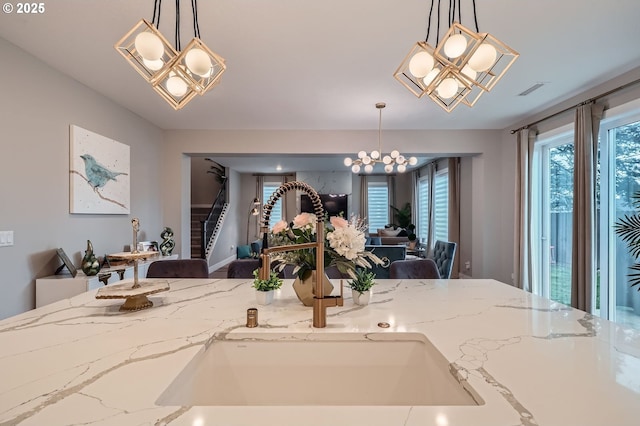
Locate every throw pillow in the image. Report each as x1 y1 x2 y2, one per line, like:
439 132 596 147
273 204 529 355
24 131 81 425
237 245 252 259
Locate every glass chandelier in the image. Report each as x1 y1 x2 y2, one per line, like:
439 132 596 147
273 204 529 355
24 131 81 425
344 103 417 174
393 0 519 112
115 0 226 110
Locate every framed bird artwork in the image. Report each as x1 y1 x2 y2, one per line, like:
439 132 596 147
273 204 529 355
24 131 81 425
69 125 130 214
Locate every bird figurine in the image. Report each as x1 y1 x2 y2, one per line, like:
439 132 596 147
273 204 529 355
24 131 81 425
80 154 128 190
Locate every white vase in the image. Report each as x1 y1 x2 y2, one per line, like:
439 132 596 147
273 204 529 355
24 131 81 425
255 290 274 305
352 289 371 306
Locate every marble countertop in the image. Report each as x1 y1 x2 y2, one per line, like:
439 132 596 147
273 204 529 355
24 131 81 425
1 278 639 425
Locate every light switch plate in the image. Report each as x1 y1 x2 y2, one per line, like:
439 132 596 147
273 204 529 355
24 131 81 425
0 231 13 247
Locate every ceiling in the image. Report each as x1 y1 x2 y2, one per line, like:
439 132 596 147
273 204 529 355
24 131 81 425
2 1 640 171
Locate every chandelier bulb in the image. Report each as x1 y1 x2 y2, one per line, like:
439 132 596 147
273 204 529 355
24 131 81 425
436 77 458 99
364 164 374 173
383 155 392 164
357 150 367 159
384 164 394 173
443 34 468 59
423 67 441 87
408 51 434 78
362 156 371 165
409 157 418 166
351 164 361 173
185 48 213 77
461 64 477 82
344 157 353 167
371 150 380 160
397 164 407 173
166 75 188 97
390 150 400 159
143 58 164 71
134 31 164 61
468 43 497 72
396 155 405 164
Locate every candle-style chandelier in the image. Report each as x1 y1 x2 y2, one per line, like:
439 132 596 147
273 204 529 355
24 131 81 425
394 0 519 112
344 103 417 174
115 0 226 110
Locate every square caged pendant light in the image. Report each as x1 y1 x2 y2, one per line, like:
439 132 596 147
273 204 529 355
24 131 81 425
115 0 226 110
394 0 519 112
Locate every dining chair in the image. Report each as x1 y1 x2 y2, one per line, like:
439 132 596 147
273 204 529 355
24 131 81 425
146 259 209 278
389 258 441 279
427 240 457 279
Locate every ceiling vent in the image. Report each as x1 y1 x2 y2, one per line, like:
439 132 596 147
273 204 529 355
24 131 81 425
518 82 546 96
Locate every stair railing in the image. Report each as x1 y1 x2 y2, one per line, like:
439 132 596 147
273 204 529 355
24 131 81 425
200 184 227 259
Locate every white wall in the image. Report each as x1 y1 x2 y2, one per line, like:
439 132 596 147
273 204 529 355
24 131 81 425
0 38 164 319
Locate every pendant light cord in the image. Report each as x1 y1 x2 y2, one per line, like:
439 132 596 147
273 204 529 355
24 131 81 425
191 0 201 39
378 106 383 154
425 0 480 43
174 0 181 50
152 0 162 28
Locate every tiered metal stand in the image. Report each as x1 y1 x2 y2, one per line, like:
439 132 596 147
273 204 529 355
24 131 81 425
95 251 169 311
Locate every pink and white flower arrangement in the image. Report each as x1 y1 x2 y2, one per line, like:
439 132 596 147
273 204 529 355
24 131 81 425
269 213 383 280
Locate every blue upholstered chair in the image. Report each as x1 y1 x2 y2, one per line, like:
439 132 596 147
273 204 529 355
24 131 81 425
389 258 441 279
363 245 406 279
428 240 457 279
146 259 209 278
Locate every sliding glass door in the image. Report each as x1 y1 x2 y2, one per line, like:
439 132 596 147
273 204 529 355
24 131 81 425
599 115 640 329
537 133 574 304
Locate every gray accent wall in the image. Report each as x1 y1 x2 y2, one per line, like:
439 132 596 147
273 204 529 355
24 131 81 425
0 38 164 319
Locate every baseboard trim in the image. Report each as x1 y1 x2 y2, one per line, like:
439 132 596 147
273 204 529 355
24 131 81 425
209 255 236 273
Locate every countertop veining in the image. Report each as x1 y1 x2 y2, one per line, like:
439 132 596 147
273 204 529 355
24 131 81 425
1 278 639 425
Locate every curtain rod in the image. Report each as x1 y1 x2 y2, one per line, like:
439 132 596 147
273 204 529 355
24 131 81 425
252 173 295 177
510 76 640 134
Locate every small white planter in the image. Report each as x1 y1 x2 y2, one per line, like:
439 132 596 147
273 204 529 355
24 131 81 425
255 290 274 305
352 289 372 306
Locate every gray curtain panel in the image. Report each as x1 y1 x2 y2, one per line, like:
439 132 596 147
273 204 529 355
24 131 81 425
571 103 604 312
514 128 537 291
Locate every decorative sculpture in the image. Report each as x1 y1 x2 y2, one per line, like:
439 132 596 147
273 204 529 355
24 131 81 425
81 240 101 276
160 227 175 256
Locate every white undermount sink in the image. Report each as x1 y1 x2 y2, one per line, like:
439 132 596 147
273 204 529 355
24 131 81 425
156 332 483 406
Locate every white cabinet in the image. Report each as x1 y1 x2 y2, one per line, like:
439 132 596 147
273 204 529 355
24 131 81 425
35 254 179 308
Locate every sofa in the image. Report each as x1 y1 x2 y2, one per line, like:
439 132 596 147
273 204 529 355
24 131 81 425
367 231 410 246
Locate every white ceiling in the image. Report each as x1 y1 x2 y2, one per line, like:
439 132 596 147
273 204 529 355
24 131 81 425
2 1 640 171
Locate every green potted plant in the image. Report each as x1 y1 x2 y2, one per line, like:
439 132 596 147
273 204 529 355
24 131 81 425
390 202 412 230
252 269 283 305
406 224 417 249
614 192 640 293
347 268 377 305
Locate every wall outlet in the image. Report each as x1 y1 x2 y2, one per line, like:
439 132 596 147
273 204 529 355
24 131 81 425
464 261 471 270
230 245 235 252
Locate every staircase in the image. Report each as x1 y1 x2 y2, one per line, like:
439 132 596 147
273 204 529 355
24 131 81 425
191 184 228 261
190 207 210 258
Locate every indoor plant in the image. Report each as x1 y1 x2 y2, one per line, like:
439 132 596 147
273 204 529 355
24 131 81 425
390 202 412 232
407 224 417 249
252 269 283 305
614 191 640 290
347 268 376 305
269 213 383 280
268 213 384 306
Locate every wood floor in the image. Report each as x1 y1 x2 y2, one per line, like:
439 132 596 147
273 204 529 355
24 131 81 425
209 263 229 279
